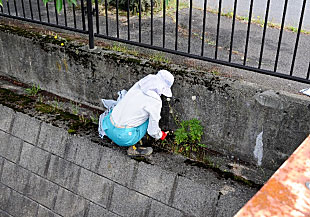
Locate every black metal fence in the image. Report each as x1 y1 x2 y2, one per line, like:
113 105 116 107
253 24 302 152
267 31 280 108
1 0 309 84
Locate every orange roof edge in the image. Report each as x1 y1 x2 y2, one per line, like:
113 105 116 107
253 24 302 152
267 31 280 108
235 135 310 217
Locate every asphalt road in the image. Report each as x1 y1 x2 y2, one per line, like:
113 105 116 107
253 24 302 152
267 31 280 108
193 0 310 30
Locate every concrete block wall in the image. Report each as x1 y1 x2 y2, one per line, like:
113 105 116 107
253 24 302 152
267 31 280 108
0 104 255 216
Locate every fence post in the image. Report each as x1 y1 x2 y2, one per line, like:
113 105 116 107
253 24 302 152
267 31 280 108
87 0 95 49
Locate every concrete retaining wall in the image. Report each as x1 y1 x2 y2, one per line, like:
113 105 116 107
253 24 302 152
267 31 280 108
1 23 310 171
0 104 257 217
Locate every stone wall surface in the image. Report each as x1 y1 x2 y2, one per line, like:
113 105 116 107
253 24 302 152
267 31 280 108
1 24 310 171
0 104 257 217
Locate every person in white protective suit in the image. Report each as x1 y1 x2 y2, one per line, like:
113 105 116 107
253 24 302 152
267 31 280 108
98 70 174 156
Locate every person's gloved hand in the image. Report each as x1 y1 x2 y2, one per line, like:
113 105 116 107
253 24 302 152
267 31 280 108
161 131 168 140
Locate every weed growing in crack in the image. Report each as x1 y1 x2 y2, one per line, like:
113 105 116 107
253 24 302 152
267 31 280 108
51 98 63 111
163 98 208 160
79 113 88 124
71 102 80 115
174 118 204 157
91 114 99 124
25 84 41 96
36 94 44 103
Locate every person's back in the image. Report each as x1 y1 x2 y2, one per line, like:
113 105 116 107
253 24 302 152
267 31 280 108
111 83 162 128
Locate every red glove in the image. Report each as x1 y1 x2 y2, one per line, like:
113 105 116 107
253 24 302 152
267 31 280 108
160 131 167 140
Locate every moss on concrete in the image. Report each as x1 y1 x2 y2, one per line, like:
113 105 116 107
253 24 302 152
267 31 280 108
0 22 210 75
0 88 34 112
0 87 96 135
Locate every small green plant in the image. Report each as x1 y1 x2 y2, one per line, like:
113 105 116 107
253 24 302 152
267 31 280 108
25 84 41 96
38 95 44 103
51 99 63 111
211 70 219 75
71 102 79 115
79 114 87 123
164 99 207 160
288 26 298 33
174 119 204 155
90 115 99 124
68 128 76 134
175 119 203 145
222 11 234 18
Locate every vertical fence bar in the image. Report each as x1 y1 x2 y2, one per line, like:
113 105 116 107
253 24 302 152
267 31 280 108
127 0 130 40
73 4 77 28
175 0 179 50
258 0 271 69
87 0 95 49
290 0 306 76
243 0 254 65
63 0 67 26
151 0 154 45
95 0 99 33
116 0 119 38
8 1 13 15
21 0 25 17
7 1 10 15
229 0 237 62
13 0 18 16
306 62 310 79
274 0 288 72
188 0 192 53
46 2 50 23
139 0 141 42
81 0 86 31
105 0 109 35
163 0 166 48
201 0 207 56
0 4 3 13
29 0 33 19
36 0 41 21
54 0 58 24
215 0 222 59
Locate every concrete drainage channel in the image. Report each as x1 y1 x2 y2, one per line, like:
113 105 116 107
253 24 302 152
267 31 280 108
0 77 258 216
1 20 310 216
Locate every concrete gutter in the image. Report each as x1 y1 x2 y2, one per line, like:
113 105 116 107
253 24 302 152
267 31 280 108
1 21 310 174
